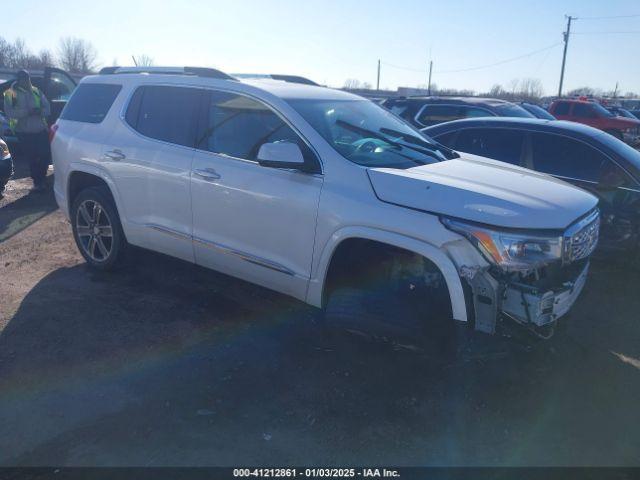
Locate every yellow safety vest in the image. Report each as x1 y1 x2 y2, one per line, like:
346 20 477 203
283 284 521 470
3 86 47 133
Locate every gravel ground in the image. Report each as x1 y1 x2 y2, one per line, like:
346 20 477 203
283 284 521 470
1 163 639 467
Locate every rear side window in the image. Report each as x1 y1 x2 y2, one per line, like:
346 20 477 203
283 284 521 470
125 86 202 147
553 102 570 116
455 128 525 165
60 84 122 123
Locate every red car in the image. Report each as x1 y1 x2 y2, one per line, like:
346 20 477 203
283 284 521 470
548 98 640 142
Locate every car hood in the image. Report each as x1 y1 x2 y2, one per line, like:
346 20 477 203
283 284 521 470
367 153 598 230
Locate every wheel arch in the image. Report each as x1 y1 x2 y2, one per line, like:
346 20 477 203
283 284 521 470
66 165 122 217
308 227 468 322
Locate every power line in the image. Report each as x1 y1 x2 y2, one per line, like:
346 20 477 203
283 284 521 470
572 30 640 35
578 13 640 20
435 42 562 74
380 42 562 75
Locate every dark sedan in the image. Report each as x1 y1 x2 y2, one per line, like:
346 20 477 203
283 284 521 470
423 117 640 256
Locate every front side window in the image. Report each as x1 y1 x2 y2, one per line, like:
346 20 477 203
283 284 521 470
455 128 525 165
573 103 596 118
287 98 452 169
530 133 607 182
61 83 122 124
197 91 315 166
492 104 535 118
462 107 494 118
126 86 202 147
416 105 461 125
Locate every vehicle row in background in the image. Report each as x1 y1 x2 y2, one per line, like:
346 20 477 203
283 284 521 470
549 98 640 145
424 117 640 259
381 96 535 128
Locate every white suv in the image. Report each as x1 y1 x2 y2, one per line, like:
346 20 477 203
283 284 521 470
52 66 600 342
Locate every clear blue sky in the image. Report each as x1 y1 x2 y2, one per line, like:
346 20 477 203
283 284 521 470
5 0 640 94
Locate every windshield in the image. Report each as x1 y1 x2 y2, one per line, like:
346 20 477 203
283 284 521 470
522 103 556 120
286 98 456 169
493 104 535 118
591 102 614 117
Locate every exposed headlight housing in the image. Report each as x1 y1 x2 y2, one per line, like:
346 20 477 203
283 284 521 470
441 217 563 272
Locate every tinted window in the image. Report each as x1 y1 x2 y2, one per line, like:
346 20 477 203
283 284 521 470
531 133 606 181
554 102 570 115
433 130 459 148
129 86 201 147
455 128 525 165
60 83 122 123
573 103 596 118
492 104 535 118
417 105 461 125
199 91 314 164
462 107 494 118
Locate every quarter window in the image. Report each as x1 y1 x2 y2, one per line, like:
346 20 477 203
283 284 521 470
197 91 314 164
530 133 606 182
455 128 525 165
60 83 122 124
126 86 202 147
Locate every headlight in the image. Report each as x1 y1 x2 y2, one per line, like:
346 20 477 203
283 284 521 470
441 217 563 271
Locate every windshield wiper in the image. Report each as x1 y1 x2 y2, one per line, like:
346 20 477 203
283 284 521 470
379 127 459 159
336 120 442 163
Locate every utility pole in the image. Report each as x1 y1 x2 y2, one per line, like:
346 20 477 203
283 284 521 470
132 55 138 66
427 60 433 95
613 81 619 99
376 59 381 91
558 15 575 98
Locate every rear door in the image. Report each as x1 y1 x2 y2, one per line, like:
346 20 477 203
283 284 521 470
190 89 323 300
99 84 204 262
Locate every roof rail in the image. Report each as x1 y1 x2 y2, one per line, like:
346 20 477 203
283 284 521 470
98 66 237 81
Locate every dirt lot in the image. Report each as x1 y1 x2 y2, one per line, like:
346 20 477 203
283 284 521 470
1 162 640 467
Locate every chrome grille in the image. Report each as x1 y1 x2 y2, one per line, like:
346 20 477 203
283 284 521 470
563 210 600 264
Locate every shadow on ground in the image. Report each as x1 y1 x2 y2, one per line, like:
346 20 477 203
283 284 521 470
0 250 639 466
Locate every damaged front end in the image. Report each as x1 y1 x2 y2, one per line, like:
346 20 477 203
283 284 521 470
444 209 600 339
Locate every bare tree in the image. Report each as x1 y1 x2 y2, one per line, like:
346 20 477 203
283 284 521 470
518 78 544 102
136 54 154 67
58 37 98 74
343 79 362 89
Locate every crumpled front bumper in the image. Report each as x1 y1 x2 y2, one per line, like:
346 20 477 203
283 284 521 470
461 261 590 338
501 263 589 328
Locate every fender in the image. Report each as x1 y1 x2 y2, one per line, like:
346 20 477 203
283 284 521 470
307 226 468 322
66 162 127 227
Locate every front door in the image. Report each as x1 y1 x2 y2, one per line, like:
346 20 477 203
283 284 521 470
190 90 323 300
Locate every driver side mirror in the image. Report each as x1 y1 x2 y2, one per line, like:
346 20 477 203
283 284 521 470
257 142 307 171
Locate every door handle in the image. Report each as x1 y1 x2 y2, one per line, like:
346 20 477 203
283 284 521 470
103 150 126 161
194 168 221 180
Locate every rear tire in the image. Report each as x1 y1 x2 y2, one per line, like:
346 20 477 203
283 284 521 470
71 186 127 271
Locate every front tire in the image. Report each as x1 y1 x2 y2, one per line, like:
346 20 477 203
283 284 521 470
71 186 127 270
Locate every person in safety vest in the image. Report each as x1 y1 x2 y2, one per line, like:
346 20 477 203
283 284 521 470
3 69 51 191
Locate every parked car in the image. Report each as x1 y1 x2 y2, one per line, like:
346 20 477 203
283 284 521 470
607 106 638 120
52 66 599 342
381 96 534 128
0 111 14 143
548 98 640 144
519 102 556 120
0 137 12 197
423 117 640 257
